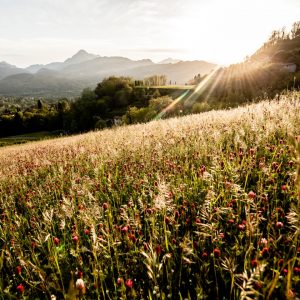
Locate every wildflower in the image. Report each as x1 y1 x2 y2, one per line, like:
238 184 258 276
238 224 246 231
276 221 284 229
17 284 25 294
202 252 208 259
213 248 221 258
16 265 22 275
261 238 268 245
249 148 255 155
72 235 79 243
254 281 263 290
102 203 109 210
155 245 162 255
121 226 129 233
125 279 133 288
200 165 206 174
128 233 136 243
251 259 258 267
165 216 170 224
281 185 287 191
53 237 60 245
248 191 256 199
283 268 288 275
287 289 295 298
294 267 300 274
76 278 85 291
117 278 123 285
261 247 269 258
84 229 90 235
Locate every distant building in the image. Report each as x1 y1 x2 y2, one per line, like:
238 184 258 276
282 63 297 73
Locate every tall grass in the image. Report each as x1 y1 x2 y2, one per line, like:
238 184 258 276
0 92 300 299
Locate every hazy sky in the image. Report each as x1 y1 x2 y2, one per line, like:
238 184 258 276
0 0 299 67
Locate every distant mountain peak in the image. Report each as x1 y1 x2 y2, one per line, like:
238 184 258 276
158 58 182 64
64 50 98 65
77 49 89 55
0 61 16 68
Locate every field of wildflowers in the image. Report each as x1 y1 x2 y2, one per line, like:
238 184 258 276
0 92 300 299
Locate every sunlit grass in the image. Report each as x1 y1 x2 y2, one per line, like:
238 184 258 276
0 92 300 299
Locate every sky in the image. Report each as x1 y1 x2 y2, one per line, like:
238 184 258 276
0 0 299 67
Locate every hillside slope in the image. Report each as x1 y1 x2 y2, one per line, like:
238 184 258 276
0 93 300 299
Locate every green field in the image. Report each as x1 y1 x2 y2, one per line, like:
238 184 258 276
0 131 61 147
0 92 299 299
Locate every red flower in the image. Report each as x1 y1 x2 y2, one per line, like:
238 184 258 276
84 229 90 235
248 191 256 199
251 259 258 267
294 267 300 274
53 237 60 245
117 278 123 285
165 216 170 224
72 235 79 243
213 248 221 258
261 247 269 258
125 279 133 289
17 284 25 294
276 221 284 229
16 266 22 275
254 281 263 290
202 252 208 259
155 245 162 255
238 224 246 231
102 203 109 210
281 185 287 191
121 226 129 233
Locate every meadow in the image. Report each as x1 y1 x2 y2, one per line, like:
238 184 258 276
0 92 300 299
0 132 58 148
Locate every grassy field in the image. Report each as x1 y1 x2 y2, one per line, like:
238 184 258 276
0 131 60 147
0 93 300 299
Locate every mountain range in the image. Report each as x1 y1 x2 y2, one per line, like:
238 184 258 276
0 50 216 97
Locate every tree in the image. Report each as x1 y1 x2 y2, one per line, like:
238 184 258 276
291 21 300 39
37 99 44 110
